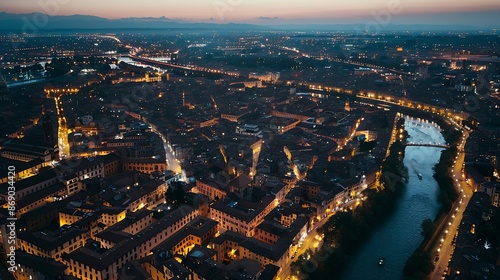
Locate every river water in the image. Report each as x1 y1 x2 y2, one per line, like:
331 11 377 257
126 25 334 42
343 117 446 280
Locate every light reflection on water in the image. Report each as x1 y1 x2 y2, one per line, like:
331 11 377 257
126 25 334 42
343 118 446 280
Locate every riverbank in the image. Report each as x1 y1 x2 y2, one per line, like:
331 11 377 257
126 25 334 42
291 117 409 280
402 118 463 280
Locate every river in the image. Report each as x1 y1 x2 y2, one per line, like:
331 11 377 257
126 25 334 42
343 117 446 280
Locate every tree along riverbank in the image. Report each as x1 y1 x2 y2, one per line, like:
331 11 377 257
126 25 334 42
291 117 409 280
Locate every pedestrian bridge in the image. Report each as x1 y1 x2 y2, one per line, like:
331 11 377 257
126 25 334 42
404 142 450 149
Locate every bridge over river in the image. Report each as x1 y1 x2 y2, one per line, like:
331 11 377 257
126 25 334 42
404 142 450 149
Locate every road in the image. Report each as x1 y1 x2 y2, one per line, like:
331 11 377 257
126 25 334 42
125 112 182 175
327 57 414 76
129 55 240 77
277 45 414 77
356 95 464 129
428 131 471 280
146 122 182 174
54 96 70 158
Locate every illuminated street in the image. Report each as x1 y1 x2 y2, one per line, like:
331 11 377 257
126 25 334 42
0 5 498 280
125 112 182 174
54 96 70 158
429 131 471 280
279 198 360 280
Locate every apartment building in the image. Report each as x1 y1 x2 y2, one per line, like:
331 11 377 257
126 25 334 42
209 217 307 271
209 194 276 237
17 227 89 261
62 206 198 280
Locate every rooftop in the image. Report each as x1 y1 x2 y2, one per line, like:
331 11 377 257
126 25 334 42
211 194 275 222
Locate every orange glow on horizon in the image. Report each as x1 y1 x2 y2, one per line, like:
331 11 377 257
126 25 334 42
1 0 499 23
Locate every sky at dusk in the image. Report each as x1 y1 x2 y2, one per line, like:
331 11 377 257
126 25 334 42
1 0 500 26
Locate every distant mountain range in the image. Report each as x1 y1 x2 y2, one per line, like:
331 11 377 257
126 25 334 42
0 12 497 32
0 12 264 31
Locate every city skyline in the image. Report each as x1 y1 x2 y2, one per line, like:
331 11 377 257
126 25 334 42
1 0 500 27
1 5 500 279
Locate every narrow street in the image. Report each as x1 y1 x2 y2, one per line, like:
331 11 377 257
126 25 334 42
55 96 70 158
125 112 182 174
